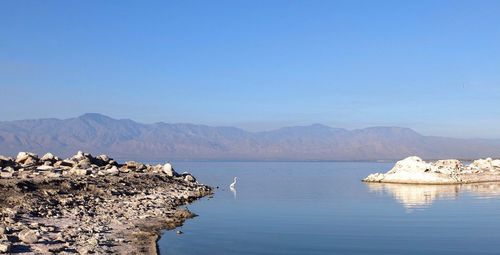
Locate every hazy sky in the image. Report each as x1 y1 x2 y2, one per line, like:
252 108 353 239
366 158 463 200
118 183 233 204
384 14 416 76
1 0 500 138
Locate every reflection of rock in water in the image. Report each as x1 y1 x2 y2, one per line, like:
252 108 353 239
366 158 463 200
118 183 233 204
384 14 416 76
462 183 500 199
230 186 237 199
366 182 500 210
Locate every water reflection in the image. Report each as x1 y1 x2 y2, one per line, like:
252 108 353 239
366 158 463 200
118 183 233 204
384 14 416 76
230 186 237 199
366 182 500 210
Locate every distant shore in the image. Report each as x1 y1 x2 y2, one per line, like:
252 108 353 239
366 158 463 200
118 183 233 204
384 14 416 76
0 151 212 254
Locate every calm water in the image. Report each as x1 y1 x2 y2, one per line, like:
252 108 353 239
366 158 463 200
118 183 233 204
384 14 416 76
158 162 500 255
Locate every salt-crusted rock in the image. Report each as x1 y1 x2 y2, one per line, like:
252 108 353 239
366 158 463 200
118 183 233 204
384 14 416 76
163 163 177 177
363 156 461 184
364 173 385 182
492 160 500 168
432 159 462 174
469 158 496 171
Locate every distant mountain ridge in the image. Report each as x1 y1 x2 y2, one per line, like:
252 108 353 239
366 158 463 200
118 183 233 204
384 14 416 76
1 113 499 161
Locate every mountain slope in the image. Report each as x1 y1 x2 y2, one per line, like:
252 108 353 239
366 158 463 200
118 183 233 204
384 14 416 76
1 113 499 161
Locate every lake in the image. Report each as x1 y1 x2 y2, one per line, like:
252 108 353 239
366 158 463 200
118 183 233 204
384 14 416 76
158 162 500 255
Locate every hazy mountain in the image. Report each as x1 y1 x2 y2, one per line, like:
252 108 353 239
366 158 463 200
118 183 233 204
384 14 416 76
1 113 499 161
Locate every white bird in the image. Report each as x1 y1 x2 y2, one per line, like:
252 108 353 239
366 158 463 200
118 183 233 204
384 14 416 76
230 177 238 189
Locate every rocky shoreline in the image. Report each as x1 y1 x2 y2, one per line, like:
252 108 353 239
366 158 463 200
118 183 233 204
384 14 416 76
0 151 212 254
364 156 500 184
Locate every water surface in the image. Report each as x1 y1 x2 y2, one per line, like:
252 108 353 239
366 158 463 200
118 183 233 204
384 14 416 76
158 162 500 255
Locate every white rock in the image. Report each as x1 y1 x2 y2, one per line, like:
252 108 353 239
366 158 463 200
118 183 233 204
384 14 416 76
469 158 494 171
364 156 460 184
184 174 196 182
491 159 500 169
432 159 461 174
106 166 119 176
162 163 177 177
16 152 30 163
36 165 55 171
40 153 56 161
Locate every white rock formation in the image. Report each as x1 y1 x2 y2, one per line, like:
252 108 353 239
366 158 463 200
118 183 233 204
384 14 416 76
364 156 500 184
364 156 462 184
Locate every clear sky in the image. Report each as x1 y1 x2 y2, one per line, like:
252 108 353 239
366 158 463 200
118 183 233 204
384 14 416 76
1 0 500 138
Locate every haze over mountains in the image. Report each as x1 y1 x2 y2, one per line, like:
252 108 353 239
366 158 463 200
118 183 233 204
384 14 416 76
1 113 499 161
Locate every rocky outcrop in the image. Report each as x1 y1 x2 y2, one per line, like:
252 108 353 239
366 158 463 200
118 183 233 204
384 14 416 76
364 156 500 184
0 151 212 254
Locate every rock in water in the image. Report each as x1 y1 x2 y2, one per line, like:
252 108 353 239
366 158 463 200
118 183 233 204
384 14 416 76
364 156 500 184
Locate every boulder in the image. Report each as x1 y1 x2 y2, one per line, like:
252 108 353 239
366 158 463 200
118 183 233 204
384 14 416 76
162 163 177 177
16 152 31 163
16 152 39 164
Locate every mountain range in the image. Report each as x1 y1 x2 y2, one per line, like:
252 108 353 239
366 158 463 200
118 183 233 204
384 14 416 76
1 113 499 161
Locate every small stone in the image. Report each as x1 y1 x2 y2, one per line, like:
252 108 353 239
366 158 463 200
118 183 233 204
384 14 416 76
0 241 11 253
18 229 38 244
184 174 196 182
106 166 119 176
36 165 54 171
0 172 13 179
40 152 56 162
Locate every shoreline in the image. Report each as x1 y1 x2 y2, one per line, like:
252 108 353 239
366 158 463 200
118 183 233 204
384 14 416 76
0 152 212 254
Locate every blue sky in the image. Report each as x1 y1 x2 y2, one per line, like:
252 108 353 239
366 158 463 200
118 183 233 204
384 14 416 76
1 0 500 138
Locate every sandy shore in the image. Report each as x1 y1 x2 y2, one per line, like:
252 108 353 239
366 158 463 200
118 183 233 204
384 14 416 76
0 152 212 254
